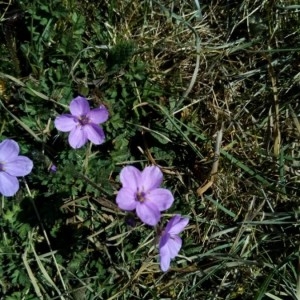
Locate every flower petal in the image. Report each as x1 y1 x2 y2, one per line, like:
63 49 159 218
159 233 182 260
159 234 171 272
55 114 78 132
84 124 105 145
87 106 109 124
0 139 19 162
68 127 88 149
159 232 170 249
70 96 90 116
4 156 33 176
0 172 19 197
136 201 160 226
165 215 189 235
119 166 141 191
50 164 57 173
140 166 163 191
116 188 137 211
166 235 182 259
147 188 174 211
160 252 171 272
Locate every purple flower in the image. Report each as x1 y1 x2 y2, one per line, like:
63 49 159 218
49 164 57 173
116 166 174 226
159 215 189 272
0 139 33 197
54 96 109 149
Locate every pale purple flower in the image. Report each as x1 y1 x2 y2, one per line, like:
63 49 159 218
54 96 109 149
159 215 189 272
49 164 57 173
116 166 174 226
0 139 33 197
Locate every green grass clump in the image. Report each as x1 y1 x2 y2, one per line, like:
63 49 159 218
0 0 300 299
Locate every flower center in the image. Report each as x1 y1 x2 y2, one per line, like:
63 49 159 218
78 115 90 126
135 190 146 202
0 162 3 172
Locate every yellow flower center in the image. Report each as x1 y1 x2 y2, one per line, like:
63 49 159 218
136 191 146 202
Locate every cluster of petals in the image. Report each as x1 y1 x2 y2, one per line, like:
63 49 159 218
0 139 33 197
116 165 174 226
54 96 109 149
54 95 188 272
159 214 189 272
